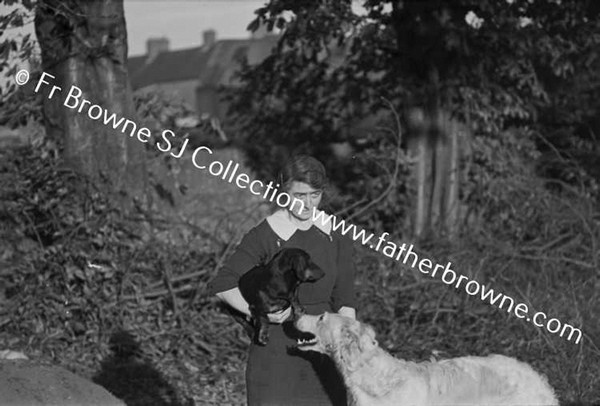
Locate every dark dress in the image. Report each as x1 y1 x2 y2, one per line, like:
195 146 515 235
208 210 357 406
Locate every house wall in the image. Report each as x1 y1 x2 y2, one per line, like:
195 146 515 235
132 35 279 123
196 87 234 123
196 87 219 118
138 79 198 108
139 81 229 123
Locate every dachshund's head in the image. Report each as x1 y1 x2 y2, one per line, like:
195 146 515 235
276 248 324 283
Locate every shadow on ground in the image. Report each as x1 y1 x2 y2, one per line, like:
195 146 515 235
93 329 190 406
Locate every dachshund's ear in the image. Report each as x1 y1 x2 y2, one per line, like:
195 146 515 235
273 249 299 274
289 252 308 278
339 321 377 371
290 251 324 282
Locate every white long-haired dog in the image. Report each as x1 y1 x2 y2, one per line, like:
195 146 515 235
295 313 558 406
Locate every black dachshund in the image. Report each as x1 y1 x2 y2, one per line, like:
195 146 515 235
238 248 324 346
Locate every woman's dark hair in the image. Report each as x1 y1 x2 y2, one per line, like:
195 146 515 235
277 155 330 205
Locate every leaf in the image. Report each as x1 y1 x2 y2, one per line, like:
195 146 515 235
247 17 260 33
20 33 31 48
22 0 35 10
276 16 287 30
12 13 23 28
0 40 9 61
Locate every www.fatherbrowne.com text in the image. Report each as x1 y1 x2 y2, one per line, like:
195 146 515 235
309 209 582 344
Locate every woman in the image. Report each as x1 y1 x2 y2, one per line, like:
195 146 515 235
208 155 357 406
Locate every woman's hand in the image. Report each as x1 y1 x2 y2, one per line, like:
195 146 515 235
338 306 356 319
267 307 292 324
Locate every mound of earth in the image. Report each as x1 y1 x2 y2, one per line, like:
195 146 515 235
0 360 125 406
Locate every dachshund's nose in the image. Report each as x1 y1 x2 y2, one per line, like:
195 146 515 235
307 263 325 280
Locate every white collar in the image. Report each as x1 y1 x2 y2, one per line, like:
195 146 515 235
266 209 332 241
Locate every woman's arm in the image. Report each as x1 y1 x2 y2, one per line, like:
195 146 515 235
331 233 358 317
208 225 267 297
216 287 251 316
216 287 292 323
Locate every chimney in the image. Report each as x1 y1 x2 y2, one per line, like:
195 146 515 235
146 37 169 62
203 29 216 48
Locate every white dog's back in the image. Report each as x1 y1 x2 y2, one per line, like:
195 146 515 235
422 354 558 405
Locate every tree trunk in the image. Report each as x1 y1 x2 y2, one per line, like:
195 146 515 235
445 120 461 238
34 0 146 209
429 110 448 233
407 107 465 240
406 108 430 238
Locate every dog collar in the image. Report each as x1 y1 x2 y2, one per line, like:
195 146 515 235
266 209 332 241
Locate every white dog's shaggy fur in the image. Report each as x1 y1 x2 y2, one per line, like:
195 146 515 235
295 313 558 406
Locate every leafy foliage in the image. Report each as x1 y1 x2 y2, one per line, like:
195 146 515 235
0 143 248 404
132 89 231 212
0 0 37 89
227 0 600 237
0 1 40 126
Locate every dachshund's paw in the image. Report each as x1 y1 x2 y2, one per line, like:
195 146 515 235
257 330 270 346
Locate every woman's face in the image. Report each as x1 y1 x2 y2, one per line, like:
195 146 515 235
287 181 322 221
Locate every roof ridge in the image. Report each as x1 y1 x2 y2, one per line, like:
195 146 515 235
127 36 278 89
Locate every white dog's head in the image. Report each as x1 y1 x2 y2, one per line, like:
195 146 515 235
295 313 378 371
